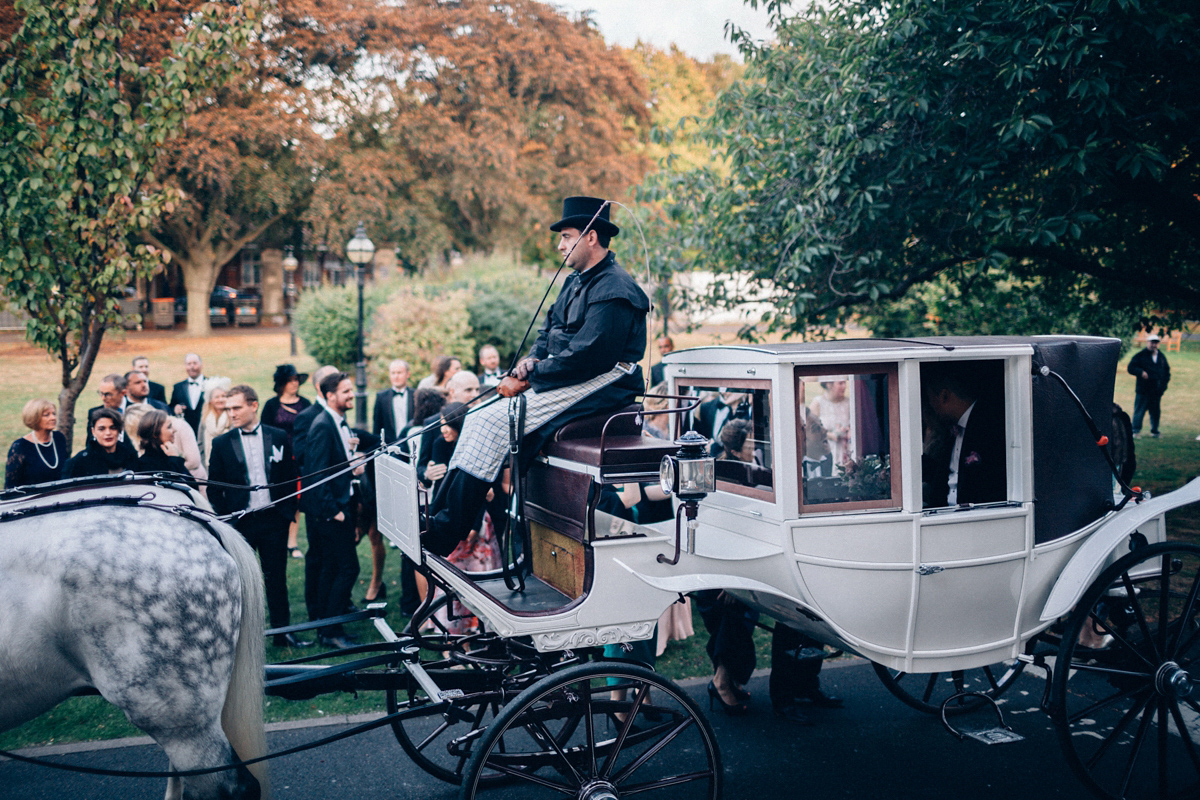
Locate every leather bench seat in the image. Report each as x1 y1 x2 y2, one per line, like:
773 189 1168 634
541 404 677 480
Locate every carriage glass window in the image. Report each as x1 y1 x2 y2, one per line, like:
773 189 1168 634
798 366 900 511
680 382 773 501
919 360 1007 509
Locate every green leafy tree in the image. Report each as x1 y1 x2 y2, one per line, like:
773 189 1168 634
0 0 259 438
675 0 1200 335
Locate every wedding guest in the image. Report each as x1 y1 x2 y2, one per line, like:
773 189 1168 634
199 376 232 468
5 399 70 488
63 408 137 478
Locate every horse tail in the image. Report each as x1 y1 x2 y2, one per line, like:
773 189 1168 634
212 519 270 798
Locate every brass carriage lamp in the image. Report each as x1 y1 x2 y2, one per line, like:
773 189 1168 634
657 431 716 565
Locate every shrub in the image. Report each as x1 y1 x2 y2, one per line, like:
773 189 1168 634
292 283 388 372
366 287 477 386
465 270 560 370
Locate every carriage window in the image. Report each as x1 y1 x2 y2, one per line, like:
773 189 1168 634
920 360 1007 509
681 382 773 501
798 366 900 511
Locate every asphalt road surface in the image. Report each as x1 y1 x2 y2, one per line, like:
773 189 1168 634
1 659 1087 800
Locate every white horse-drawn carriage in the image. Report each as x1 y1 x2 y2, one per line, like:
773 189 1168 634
3 335 1197 800
373 334 1200 800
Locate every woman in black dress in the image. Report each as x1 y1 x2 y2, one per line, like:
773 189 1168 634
261 364 311 444
5 398 70 488
63 407 137 478
134 410 192 481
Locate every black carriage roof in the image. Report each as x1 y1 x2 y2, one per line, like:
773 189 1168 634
665 334 1118 359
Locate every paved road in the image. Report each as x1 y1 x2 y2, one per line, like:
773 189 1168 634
1 660 1086 800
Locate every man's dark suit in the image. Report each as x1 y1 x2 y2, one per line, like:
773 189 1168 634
148 380 167 405
373 387 416 444
208 425 298 629
924 397 1006 507
300 408 359 636
130 395 169 412
169 379 205 434
291 399 326 621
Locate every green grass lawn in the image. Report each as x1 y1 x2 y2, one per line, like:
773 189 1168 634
1 337 1197 750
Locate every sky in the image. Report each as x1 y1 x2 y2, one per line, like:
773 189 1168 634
550 0 777 60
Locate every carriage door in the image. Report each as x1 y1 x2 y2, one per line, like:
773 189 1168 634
912 358 1030 660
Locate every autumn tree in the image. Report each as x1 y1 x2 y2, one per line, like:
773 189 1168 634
0 0 259 439
667 0 1200 336
376 0 653 258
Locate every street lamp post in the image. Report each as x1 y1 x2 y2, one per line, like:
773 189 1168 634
282 248 299 356
345 222 375 427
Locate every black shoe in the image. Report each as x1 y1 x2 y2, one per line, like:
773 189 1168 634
344 602 361 615
773 702 813 725
273 633 314 648
318 635 356 650
364 583 387 603
707 681 749 716
798 690 844 709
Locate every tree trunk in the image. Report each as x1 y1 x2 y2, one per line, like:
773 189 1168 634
57 320 107 447
181 246 222 336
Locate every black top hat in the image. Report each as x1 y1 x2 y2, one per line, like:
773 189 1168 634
549 196 619 238
273 364 309 391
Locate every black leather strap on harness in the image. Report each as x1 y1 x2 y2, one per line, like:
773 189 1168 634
502 394 529 592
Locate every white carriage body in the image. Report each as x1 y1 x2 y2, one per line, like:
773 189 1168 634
378 336 1175 674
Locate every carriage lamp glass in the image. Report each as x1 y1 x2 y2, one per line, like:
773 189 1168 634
659 431 716 500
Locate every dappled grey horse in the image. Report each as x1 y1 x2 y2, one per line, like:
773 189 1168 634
0 478 268 799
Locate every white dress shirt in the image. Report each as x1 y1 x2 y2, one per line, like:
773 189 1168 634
239 426 271 511
946 402 976 506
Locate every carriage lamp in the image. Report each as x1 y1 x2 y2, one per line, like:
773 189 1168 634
657 431 715 565
659 431 716 500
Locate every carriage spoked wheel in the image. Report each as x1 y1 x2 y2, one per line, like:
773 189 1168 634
388 592 511 785
871 656 1026 715
458 661 722 800
1051 541 1200 800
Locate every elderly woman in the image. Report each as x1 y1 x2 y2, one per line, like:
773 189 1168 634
5 398 71 488
63 407 137 478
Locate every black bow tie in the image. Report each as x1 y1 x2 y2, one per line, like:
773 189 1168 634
240 427 260 436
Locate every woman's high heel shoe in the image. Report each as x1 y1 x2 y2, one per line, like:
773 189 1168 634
364 582 388 603
707 681 749 716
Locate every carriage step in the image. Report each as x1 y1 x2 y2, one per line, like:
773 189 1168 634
939 692 1025 745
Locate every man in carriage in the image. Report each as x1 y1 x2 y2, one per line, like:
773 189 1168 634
423 196 650 556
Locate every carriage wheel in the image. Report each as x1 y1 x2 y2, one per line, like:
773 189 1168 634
385 660 509 786
458 661 722 800
1051 541 1200 800
871 657 1026 715
389 593 512 785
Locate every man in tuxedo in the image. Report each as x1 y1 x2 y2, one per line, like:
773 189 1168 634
922 363 1007 508
169 353 206 434
292 364 338 623
301 372 365 649
208 385 309 648
373 359 416 444
478 345 503 387
132 356 167 405
124 370 168 411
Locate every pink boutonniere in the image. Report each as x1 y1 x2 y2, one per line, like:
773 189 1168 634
965 451 981 465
